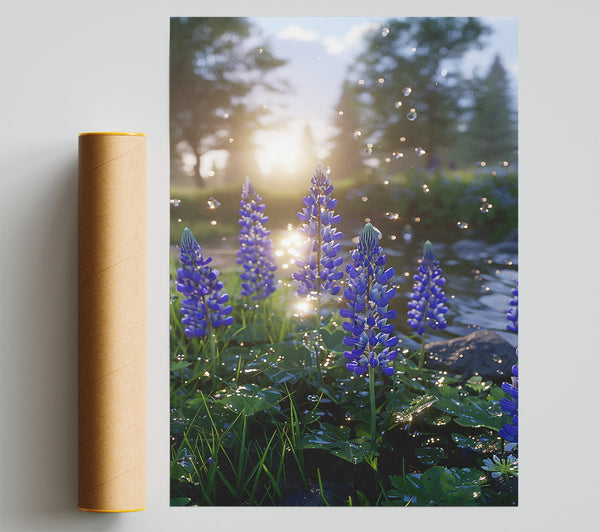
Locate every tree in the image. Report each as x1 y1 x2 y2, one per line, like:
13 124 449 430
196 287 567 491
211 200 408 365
463 55 517 164
351 17 490 167
222 104 263 185
327 80 366 180
170 17 286 187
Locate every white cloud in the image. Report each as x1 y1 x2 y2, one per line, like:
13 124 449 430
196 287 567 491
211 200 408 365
323 36 344 55
278 24 318 42
323 21 380 55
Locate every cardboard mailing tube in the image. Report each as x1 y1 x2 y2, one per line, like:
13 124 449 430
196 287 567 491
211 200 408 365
78 132 146 512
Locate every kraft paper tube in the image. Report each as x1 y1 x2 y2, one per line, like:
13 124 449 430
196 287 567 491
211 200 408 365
78 132 146 512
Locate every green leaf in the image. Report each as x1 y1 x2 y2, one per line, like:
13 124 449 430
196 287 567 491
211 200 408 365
330 438 372 465
230 322 270 344
433 396 506 431
451 432 503 453
389 394 438 425
388 466 486 506
214 384 281 415
170 497 191 506
464 375 492 394
319 328 347 352
414 447 446 466
170 360 192 371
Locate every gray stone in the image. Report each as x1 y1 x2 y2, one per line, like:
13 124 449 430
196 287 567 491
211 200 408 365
424 330 517 382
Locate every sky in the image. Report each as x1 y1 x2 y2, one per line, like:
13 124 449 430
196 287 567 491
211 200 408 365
198 17 518 176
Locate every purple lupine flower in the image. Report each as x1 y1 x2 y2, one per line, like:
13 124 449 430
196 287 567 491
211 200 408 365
499 349 518 442
407 241 448 336
177 227 233 338
293 163 344 296
341 223 399 376
236 178 277 300
506 282 518 333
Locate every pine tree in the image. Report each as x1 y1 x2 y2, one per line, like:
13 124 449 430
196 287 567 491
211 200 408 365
352 17 490 168
465 55 517 164
327 81 366 180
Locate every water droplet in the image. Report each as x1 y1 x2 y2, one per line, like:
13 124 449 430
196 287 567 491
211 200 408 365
177 218 182 223
441 68 448 77
383 179 390 185
338 110 344 116
393 151 404 159
210 220 217 226
307 394 319 403
399 136 406 142
378 77 385 84
228 138 234 143
394 100 402 109
358 79 365 86
386 212 400 220
361 195 368 202
207 197 221 209
223 112 230 119
352 129 362 139
415 147 426 157
381 27 390 37
422 184 430 194
457 221 469 230
170 198 181 207
258 48 264 54
407 109 417 121
402 86 412 96
365 143 373 154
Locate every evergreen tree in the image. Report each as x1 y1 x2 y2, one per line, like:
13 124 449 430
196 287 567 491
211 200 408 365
464 55 517 164
327 81 366 179
352 18 490 168
170 17 286 187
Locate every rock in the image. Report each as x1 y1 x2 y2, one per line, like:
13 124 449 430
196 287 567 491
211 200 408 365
450 239 489 261
424 330 517 382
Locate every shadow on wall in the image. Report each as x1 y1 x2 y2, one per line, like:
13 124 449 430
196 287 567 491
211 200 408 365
0 144 114 529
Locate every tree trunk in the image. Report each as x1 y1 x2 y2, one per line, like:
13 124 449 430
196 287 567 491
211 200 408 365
193 148 205 188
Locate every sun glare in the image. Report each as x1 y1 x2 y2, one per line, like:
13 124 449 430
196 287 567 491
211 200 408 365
254 128 301 175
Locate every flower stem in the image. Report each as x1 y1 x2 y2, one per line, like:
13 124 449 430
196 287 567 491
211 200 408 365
210 330 217 388
418 333 427 371
369 364 376 448
315 295 322 378
315 210 322 376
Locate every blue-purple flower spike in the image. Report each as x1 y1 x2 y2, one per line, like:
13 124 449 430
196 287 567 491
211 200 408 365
341 223 399 376
407 241 448 336
177 227 234 338
293 163 344 297
499 349 518 443
236 178 277 300
506 282 518 333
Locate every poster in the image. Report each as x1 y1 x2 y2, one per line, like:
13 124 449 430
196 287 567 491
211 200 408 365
169 16 518 506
